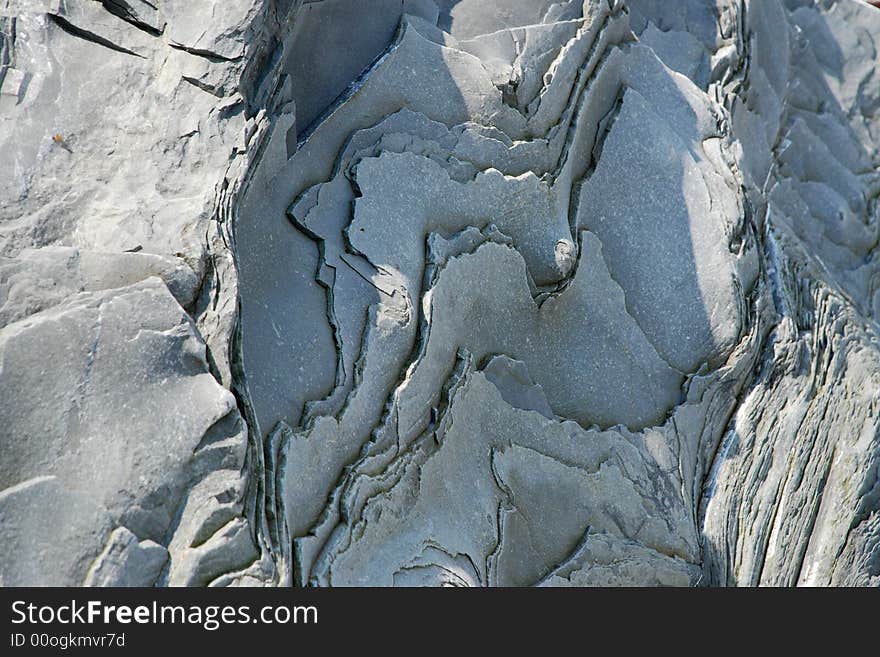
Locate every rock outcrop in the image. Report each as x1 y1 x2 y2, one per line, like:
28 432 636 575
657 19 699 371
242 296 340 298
1 0 879 586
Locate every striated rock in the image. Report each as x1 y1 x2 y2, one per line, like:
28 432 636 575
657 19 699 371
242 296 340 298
1 0 880 587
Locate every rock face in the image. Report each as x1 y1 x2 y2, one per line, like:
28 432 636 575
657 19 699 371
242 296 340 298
1 0 879 586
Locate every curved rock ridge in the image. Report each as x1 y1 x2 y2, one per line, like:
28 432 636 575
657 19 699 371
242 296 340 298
1 0 880 586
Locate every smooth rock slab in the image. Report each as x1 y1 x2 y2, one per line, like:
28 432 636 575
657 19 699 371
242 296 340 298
0 278 239 585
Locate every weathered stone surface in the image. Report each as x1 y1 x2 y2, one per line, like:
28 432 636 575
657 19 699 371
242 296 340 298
84 527 169 588
2 0 880 587
0 279 251 585
0 0 283 587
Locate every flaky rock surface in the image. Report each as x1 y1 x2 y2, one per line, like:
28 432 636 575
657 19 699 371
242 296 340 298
1 0 879 586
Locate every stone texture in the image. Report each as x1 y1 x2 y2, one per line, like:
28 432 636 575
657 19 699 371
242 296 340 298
2 0 880 587
0 0 286 587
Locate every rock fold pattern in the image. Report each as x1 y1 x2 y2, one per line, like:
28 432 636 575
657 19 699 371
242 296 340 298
1 0 879 586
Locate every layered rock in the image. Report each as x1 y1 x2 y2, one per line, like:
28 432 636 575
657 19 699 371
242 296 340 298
1 0 879 586
0 0 289 586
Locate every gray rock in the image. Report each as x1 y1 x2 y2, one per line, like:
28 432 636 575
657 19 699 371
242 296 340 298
84 527 169 587
0 279 249 585
482 354 555 419
0 246 201 326
2 0 880 588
